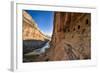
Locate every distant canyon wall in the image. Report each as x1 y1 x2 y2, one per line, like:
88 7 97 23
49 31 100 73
23 11 49 41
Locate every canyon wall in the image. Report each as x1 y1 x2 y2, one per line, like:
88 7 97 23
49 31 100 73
23 11 49 41
46 12 91 61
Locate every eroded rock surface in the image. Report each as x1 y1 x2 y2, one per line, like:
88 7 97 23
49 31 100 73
46 12 91 61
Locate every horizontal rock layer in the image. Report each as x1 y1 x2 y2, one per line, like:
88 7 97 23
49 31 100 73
23 11 49 41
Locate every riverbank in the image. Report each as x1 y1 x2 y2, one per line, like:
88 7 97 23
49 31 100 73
23 39 49 54
23 40 50 62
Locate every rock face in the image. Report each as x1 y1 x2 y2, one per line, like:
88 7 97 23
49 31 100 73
46 12 91 61
23 11 49 41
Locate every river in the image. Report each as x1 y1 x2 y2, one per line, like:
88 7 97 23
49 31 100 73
24 42 50 56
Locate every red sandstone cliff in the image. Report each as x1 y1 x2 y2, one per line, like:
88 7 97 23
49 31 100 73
45 12 91 61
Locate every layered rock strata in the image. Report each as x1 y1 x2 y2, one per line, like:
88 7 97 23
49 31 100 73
23 11 49 41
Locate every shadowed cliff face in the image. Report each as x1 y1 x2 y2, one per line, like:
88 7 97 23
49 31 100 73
45 12 91 61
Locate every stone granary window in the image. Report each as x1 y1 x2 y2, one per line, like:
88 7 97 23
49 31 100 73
86 19 89 25
78 25 80 30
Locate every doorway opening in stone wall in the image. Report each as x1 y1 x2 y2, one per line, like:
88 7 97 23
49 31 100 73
22 10 91 62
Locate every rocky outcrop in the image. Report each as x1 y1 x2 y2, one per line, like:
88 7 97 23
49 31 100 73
46 12 91 61
23 11 49 41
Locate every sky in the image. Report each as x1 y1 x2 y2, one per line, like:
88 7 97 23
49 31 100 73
25 10 54 37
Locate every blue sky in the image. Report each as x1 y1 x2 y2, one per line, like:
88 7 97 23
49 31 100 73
25 10 54 36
